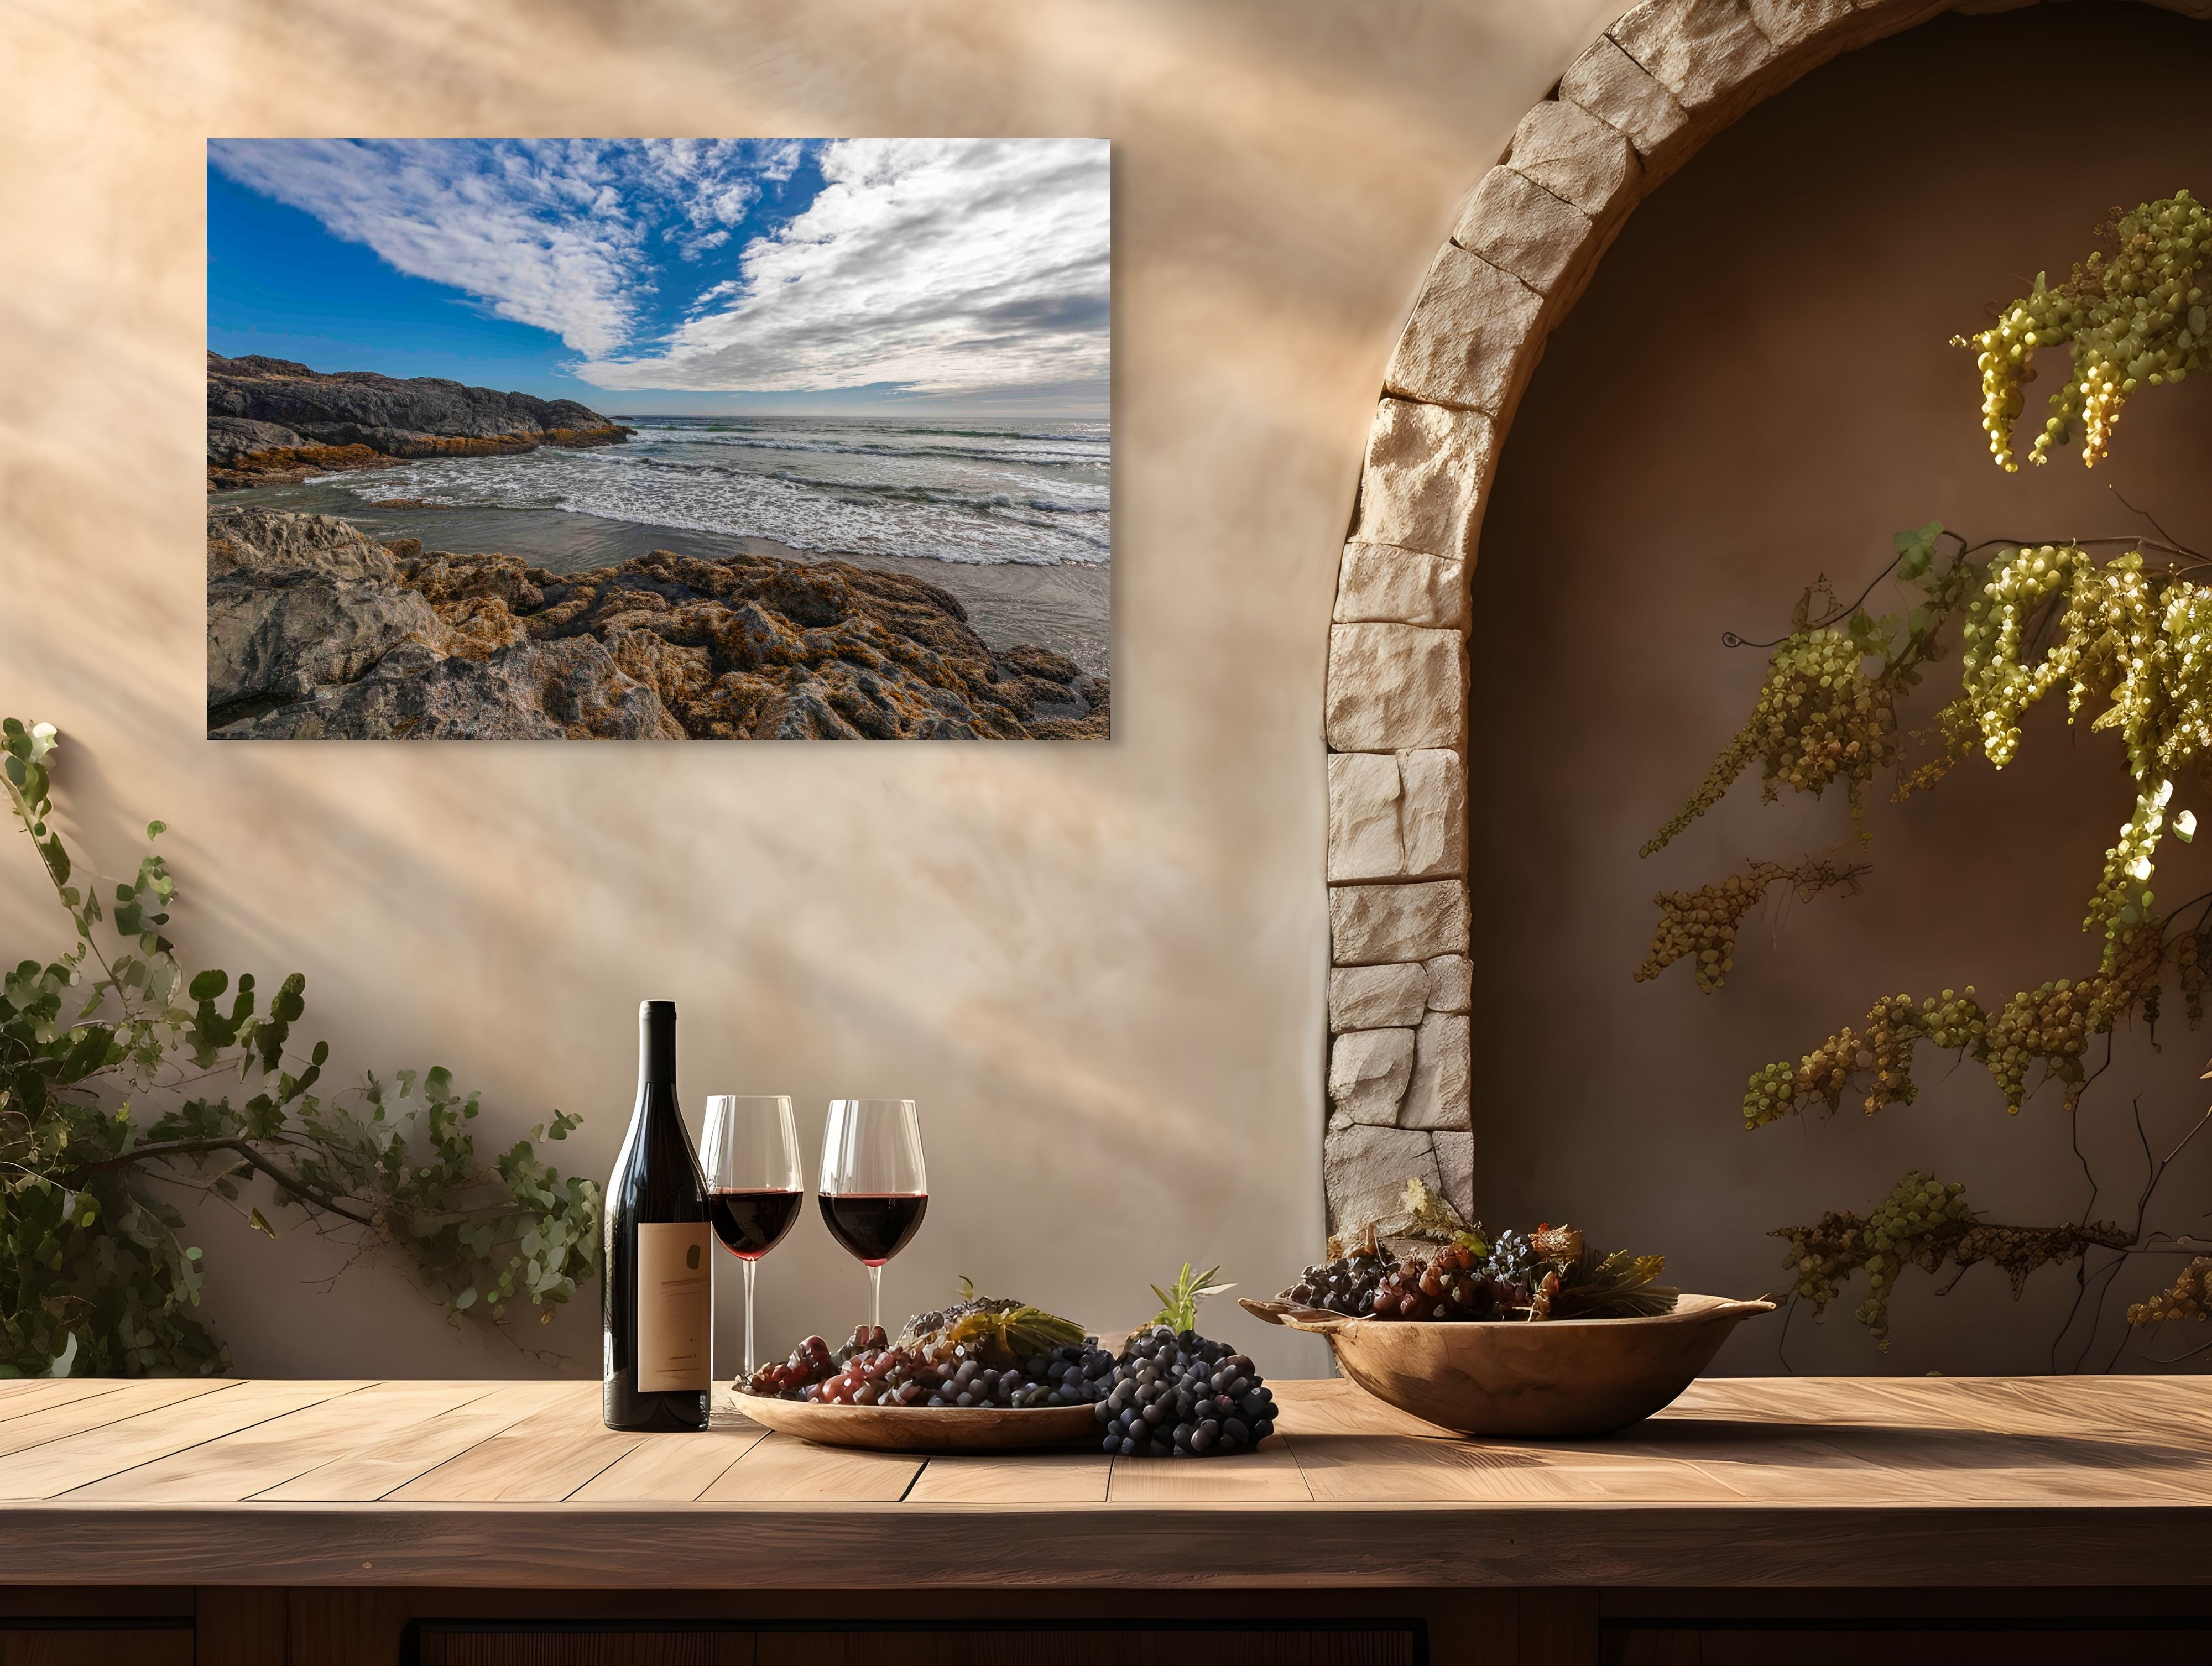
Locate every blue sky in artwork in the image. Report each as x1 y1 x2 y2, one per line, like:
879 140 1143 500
206 139 1111 415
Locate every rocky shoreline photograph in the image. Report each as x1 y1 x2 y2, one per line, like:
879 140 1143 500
205 138 1111 740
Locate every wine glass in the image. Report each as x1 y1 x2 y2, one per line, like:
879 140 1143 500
818 1098 928 1335
700 1095 804 1380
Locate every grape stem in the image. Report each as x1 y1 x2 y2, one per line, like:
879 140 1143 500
1722 530 2208 651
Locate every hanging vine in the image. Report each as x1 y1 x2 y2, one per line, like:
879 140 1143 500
1639 194 2212 1355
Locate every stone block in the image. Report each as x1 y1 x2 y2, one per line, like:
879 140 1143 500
1401 1011 1472 1131
1397 749 1466 879
1330 880 1470 966
1424 953 1473 1014
1330 963 1432 1032
1326 624 1465 753
1351 398 1498 561
1333 542 1468 629
1328 749 1465 882
1610 0 1780 113
1328 1028 1416 1125
1384 244 1545 416
1433 1130 1475 1221
1327 752 1404 881
1325 1125 1442 1233
1558 35 1691 165
1452 167 1596 297
1505 98 1642 223
1747 0 1854 49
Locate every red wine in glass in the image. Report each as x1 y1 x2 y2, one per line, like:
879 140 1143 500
819 1098 927 1333
700 1095 803 1380
818 1192 928 1266
709 1189 805 1259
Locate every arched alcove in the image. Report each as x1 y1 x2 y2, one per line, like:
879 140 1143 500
1320 0 2212 1370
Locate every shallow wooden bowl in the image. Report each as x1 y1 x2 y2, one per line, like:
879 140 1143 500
734 1392 1098 1453
1241 1293 1775 1438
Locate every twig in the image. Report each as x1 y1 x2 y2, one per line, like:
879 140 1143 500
73 1137 375 1228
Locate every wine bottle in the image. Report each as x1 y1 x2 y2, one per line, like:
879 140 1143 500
602 1000 712 1432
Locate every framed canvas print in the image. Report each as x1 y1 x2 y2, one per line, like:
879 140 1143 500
205 138 1110 740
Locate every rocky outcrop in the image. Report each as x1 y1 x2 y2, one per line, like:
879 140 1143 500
208 509 1109 742
207 509 442 713
207 354 630 489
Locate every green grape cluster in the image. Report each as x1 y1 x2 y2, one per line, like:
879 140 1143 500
1740 926 2173 1126
1642 630 1896 856
1773 1173 2124 1350
1773 1171 1970 1349
1960 191 2210 471
2130 1256 2212 1326
1944 541 2212 965
1637 857 1865 994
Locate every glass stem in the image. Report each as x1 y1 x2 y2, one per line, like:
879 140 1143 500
743 1257 759 1379
869 1263 883 1335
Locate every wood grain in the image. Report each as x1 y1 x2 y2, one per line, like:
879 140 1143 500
0 1632 193 1666
1285 1434 1745 1503
697 1432 922 1502
906 1451 1112 1503
385 1390 639 1503
70 1381 493 1502
0 1380 241 1463
0 1380 138 1424
255 1381 575 1502
0 1382 359 1500
1107 1438 1312 1502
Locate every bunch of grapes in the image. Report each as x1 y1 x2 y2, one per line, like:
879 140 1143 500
1643 631 1897 857
1639 858 1869 995
1095 1326 1276 1458
1368 1241 1518 1320
1961 191 2210 471
2130 1256 2212 1327
806 1337 1114 1408
1281 1239 1394 1315
747 1332 841 1397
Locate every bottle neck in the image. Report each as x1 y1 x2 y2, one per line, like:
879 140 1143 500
637 1003 676 1096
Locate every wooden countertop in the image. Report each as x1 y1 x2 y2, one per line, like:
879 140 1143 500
0 1374 2204 1591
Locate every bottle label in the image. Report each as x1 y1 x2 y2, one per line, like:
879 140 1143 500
636 1221 712 1392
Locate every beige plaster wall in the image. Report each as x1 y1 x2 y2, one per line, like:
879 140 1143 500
1471 5 2212 1376
1 0 1620 1376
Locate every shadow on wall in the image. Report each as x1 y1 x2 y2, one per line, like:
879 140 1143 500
1470 4 2212 1377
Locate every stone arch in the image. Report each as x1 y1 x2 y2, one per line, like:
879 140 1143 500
1318 0 2212 1233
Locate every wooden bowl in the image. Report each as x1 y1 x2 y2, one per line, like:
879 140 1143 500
1241 1293 1775 1438
734 1392 1099 1453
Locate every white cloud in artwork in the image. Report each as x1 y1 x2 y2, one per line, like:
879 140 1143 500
207 136 1110 399
582 139 1110 396
207 138 654 358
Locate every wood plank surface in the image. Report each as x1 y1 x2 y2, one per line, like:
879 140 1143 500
905 1451 1112 1503
0 1378 239 1462
1286 1434 1747 1503
384 1389 639 1503
567 1397 770 1503
1106 1437 1312 1501
254 1381 575 1502
697 1431 923 1502
2 1376 2212 1591
0 1381 357 1498
0 1379 139 1424
69 1380 495 1502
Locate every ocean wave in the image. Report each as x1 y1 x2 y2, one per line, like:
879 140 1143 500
337 441 1111 566
627 431 1107 468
